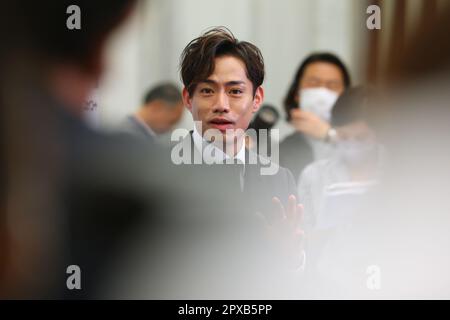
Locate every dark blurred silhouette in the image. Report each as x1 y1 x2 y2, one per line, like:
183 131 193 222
0 0 141 299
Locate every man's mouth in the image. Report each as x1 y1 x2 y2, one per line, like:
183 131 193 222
208 118 235 131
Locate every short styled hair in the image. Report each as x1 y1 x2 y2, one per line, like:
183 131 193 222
180 27 265 96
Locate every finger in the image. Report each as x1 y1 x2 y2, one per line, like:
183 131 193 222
297 203 304 226
287 194 297 221
272 196 286 220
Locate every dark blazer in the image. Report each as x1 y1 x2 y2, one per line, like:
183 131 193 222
174 132 298 219
279 131 314 181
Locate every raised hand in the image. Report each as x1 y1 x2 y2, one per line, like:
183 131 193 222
290 108 330 140
257 194 306 270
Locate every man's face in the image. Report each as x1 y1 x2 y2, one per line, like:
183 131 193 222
183 55 263 144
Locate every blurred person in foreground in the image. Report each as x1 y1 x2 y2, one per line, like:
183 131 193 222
0 0 149 299
297 86 384 285
121 82 184 142
304 7 450 298
280 53 351 179
298 86 383 231
0 1 230 299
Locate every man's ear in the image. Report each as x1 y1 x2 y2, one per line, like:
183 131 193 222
182 87 193 112
252 86 264 113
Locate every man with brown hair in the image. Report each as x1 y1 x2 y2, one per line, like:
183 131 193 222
179 27 265 161
176 27 304 257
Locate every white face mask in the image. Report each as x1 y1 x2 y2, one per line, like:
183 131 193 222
299 87 339 122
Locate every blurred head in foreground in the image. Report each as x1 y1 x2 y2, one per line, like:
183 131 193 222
0 0 137 298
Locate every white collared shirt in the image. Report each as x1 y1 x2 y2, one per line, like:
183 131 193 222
192 127 246 164
192 127 246 190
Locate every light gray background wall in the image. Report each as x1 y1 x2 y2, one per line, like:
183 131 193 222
93 0 368 140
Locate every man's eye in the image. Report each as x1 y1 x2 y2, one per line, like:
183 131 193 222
200 88 213 94
229 89 243 95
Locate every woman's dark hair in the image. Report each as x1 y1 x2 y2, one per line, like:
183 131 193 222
180 27 265 97
283 52 351 121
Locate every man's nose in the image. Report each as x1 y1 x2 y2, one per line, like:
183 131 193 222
213 91 230 113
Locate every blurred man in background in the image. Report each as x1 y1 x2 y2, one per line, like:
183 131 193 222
121 83 184 141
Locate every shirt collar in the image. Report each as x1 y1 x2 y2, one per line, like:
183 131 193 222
192 126 246 164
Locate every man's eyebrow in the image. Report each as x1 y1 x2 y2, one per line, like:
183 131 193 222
225 81 246 86
199 80 246 86
200 79 217 85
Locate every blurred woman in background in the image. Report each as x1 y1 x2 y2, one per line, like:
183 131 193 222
279 53 351 179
